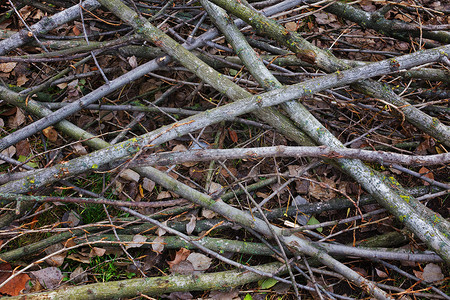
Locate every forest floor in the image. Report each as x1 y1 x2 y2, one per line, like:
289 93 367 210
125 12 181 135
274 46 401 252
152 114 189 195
0 0 448 299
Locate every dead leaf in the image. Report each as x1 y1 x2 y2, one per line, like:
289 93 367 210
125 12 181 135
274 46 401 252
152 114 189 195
128 56 138 68
157 191 171 200
10 108 26 129
228 129 238 143
287 165 302 177
256 191 269 198
62 210 82 228
89 247 106 257
419 166 434 185
352 267 367 277
143 178 155 192
201 209 216 219
308 177 336 201
72 25 81 36
172 144 187 152
16 139 31 157
361 3 376 12
32 9 45 20
170 260 194 275
0 263 30 296
209 289 239 300
119 169 140 182
186 214 196 235
208 182 223 194
113 181 123 196
0 62 16 73
67 253 90 264
155 166 179 179
167 291 193 299
69 266 87 284
71 143 87 155
30 267 63 290
156 221 167 236
65 80 80 102
292 195 310 225
189 166 204 181
152 236 165 253
16 74 28 86
167 248 190 267
186 252 211 271
64 237 76 248
138 184 144 197
422 263 444 283
125 234 147 250
285 22 298 31
413 269 423 280
220 166 237 178
56 82 68 89
43 126 58 142
0 146 16 164
140 251 162 272
314 12 337 25
375 268 388 278
45 244 66 267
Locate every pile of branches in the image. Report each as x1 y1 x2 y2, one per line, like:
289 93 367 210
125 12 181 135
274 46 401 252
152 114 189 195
0 0 448 299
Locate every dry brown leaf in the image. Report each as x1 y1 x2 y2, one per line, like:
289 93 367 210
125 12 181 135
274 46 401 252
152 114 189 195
413 269 423 280
87 247 105 258
72 25 81 36
128 55 138 69
119 169 140 182
32 9 45 20
228 129 238 143
16 74 28 86
156 221 167 236
56 82 68 89
375 268 388 278
125 234 147 250
308 177 336 201
285 21 298 31
152 236 165 253
71 143 87 155
422 263 444 283
69 266 88 284
209 289 239 300
30 267 62 290
201 208 216 219
43 126 58 142
0 62 16 73
189 166 204 181
44 244 66 267
0 146 16 164
16 139 31 157
67 253 90 264
142 178 155 192
256 191 269 198
208 182 223 194
314 12 337 25
419 166 434 185
167 248 190 267
10 108 26 129
186 214 196 235
0 263 30 296
170 260 194 275
157 190 171 200
186 252 211 271
172 144 187 152
0 273 30 296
